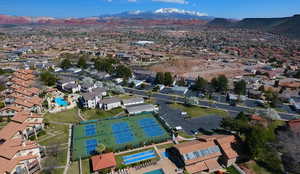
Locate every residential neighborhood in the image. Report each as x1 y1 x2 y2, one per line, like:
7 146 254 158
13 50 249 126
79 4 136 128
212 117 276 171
0 3 300 174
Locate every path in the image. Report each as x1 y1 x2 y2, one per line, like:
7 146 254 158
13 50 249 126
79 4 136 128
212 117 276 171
116 141 172 155
177 135 196 141
77 109 85 121
63 124 73 174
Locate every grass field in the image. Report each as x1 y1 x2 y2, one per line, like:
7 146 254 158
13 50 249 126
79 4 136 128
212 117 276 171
0 121 8 128
226 166 240 174
72 113 170 160
44 108 81 123
156 143 174 149
243 161 272 174
38 123 69 146
169 103 229 118
41 168 64 174
177 131 195 139
82 107 124 120
67 162 80 174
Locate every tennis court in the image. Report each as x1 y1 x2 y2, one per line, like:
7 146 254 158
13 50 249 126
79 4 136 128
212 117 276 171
72 113 170 161
139 118 165 137
112 122 135 144
84 124 96 136
85 139 97 154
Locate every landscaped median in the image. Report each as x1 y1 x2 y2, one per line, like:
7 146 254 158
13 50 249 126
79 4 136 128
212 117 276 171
169 103 229 118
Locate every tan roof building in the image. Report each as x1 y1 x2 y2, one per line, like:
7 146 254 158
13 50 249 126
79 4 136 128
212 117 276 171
167 135 238 174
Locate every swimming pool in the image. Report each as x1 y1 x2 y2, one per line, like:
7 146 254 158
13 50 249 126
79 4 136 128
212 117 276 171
144 169 165 174
55 97 69 107
123 150 157 165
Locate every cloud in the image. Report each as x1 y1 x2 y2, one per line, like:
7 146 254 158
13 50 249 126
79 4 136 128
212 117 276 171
128 0 137 2
152 0 188 4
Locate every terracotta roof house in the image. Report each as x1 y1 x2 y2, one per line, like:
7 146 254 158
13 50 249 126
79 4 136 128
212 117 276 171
0 138 41 174
11 112 44 134
91 152 116 172
0 122 29 142
288 119 300 134
167 135 238 174
0 105 23 117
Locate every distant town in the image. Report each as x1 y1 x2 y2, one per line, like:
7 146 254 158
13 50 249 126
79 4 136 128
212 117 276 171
0 14 300 174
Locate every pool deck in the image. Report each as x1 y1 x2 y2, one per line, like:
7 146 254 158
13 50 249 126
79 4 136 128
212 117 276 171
128 158 177 174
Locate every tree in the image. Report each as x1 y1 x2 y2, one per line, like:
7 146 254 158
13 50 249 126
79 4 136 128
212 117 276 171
211 75 228 93
217 75 228 92
0 101 5 109
77 56 87 68
164 72 173 86
294 69 300 79
40 71 57 86
60 59 72 69
96 144 106 154
234 80 247 95
193 76 208 91
114 65 132 80
94 59 113 73
155 72 164 84
221 112 250 134
177 78 186 86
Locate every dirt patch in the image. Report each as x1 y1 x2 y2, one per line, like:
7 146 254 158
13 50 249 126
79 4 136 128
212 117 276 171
149 58 245 80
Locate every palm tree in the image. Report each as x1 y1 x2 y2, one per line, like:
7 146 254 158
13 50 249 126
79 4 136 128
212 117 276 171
96 143 106 154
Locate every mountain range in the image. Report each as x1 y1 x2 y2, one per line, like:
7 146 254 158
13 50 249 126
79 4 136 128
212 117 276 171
0 8 299 39
207 14 300 38
101 8 213 20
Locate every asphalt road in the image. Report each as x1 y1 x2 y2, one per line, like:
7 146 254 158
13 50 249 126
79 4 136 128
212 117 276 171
124 87 299 121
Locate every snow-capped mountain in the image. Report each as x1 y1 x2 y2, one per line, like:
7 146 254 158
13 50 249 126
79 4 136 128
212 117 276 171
154 8 208 17
101 8 214 20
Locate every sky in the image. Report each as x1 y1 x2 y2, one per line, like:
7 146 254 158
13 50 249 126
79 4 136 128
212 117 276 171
0 0 299 19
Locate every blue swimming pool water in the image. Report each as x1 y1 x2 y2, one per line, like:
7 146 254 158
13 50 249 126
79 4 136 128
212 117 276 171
55 97 68 106
144 169 165 174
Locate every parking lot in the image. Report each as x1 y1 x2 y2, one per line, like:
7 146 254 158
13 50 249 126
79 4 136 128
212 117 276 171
156 100 232 135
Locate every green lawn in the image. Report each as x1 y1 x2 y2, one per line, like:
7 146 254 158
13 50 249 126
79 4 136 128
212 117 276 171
44 108 81 123
82 107 124 120
38 124 69 146
156 143 174 149
243 161 272 174
82 159 91 174
177 131 195 139
41 168 64 174
226 166 240 174
169 103 229 118
67 162 80 174
0 121 8 128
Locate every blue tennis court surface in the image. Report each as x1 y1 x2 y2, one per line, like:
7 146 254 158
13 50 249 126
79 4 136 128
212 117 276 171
85 139 97 155
112 122 135 144
139 118 165 137
123 150 156 165
85 124 96 136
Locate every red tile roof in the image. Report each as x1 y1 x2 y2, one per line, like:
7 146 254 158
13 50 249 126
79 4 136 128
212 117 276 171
0 122 28 140
91 152 116 171
288 119 300 133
